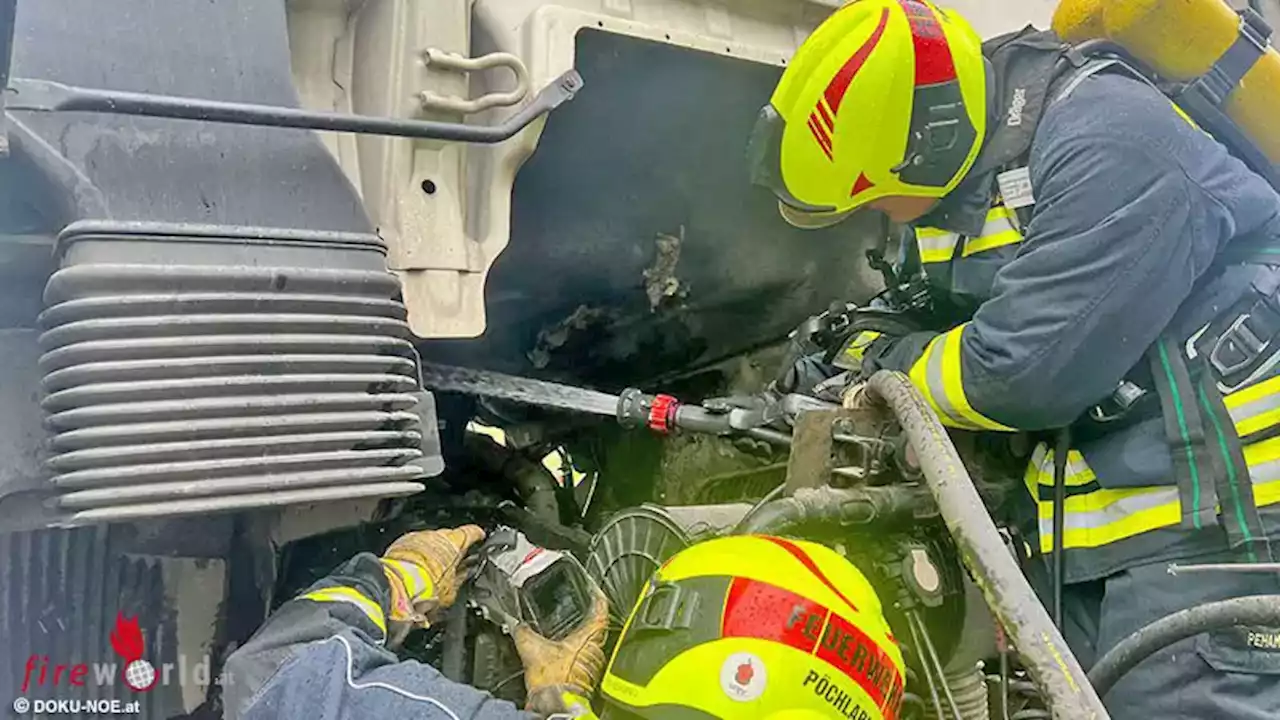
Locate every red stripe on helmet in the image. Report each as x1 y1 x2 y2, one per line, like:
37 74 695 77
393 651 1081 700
816 100 835 131
721 577 827 654
808 115 834 159
898 0 957 86
823 7 891 115
762 536 860 614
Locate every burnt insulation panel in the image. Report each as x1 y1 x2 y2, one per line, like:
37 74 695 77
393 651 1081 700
38 223 432 524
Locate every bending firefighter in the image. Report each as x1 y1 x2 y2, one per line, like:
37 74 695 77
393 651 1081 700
222 527 905 719
749 0 1280 716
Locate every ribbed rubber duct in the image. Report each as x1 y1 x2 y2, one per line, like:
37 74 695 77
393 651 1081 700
39 222 432 525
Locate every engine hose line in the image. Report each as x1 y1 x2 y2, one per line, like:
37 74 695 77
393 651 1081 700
1088 595 1280 697
866 371 1110 720
939 664 990 720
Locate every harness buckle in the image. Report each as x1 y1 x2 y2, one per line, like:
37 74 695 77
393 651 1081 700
1089 381 1148 424
1210 313 1269 379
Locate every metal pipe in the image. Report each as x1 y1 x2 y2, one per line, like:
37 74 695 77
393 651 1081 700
1168 561 1280 575
1088 595 1280 697
5 69 582 143
865 371 1110 720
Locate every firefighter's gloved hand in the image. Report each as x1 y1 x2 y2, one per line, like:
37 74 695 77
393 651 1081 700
380 525 485 631
775 352 841 396
516 585 609 717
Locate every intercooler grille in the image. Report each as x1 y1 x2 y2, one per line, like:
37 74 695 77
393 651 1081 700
39 225 429 524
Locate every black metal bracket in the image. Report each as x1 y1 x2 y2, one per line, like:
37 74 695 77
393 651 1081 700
2 68 583 143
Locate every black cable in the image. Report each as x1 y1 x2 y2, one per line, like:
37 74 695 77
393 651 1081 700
905 611 946 720
731 482 788 534
1052 427 1070 628
1089 594 1280 696
910 612 962 720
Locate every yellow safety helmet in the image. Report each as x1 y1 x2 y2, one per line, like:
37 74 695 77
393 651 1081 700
598 535 905 720
747 0 988 229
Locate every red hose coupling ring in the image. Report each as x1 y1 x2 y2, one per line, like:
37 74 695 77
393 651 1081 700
648 394 679 434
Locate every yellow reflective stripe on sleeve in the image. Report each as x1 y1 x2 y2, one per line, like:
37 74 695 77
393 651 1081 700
381 559 434 602
1225 374 1280 438
301 586 387 636
915 227 959 264
842 330 883 363
909 325 1014 432
962 206 1023 257
909 334 973 429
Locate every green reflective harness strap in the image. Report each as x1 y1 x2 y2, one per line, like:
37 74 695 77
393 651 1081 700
1196 372 1273 562
1150 337 1219 531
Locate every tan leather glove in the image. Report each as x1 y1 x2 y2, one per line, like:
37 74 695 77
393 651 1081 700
381 525 485 630
515 585 609 716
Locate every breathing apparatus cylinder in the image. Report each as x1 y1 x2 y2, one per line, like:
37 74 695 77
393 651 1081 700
1053 0 1280 165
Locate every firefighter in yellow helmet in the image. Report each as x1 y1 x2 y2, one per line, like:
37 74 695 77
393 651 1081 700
222 526 904 720
746 0 987 230
749 1 1280 718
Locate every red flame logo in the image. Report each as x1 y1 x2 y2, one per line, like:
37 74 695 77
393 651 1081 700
735 662 754 686
110 613 144 662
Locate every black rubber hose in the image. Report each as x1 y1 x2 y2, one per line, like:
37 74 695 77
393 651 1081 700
1088 595 1280 697
736 497 804 534
866 371 1110 720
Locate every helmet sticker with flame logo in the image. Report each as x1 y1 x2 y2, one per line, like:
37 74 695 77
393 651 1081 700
720 652 768 702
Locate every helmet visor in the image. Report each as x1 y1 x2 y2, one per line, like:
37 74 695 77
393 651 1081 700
746 104 843 220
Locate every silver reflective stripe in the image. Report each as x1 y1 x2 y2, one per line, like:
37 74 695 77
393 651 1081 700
922 342 971 428
1037 487 1180 538
980 211 1016 238
962 209 1022 257
1028 445 1092 486
1229 392 1280 435
917 231 959 263
1247 456 1280 485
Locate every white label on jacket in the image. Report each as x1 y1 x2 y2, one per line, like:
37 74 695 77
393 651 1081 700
997 167 1035 209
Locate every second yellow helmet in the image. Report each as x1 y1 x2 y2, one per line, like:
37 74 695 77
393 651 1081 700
748 0 988 228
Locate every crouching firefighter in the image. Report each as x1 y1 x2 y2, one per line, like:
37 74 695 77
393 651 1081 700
748 0 1280 716
222 527 908 719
